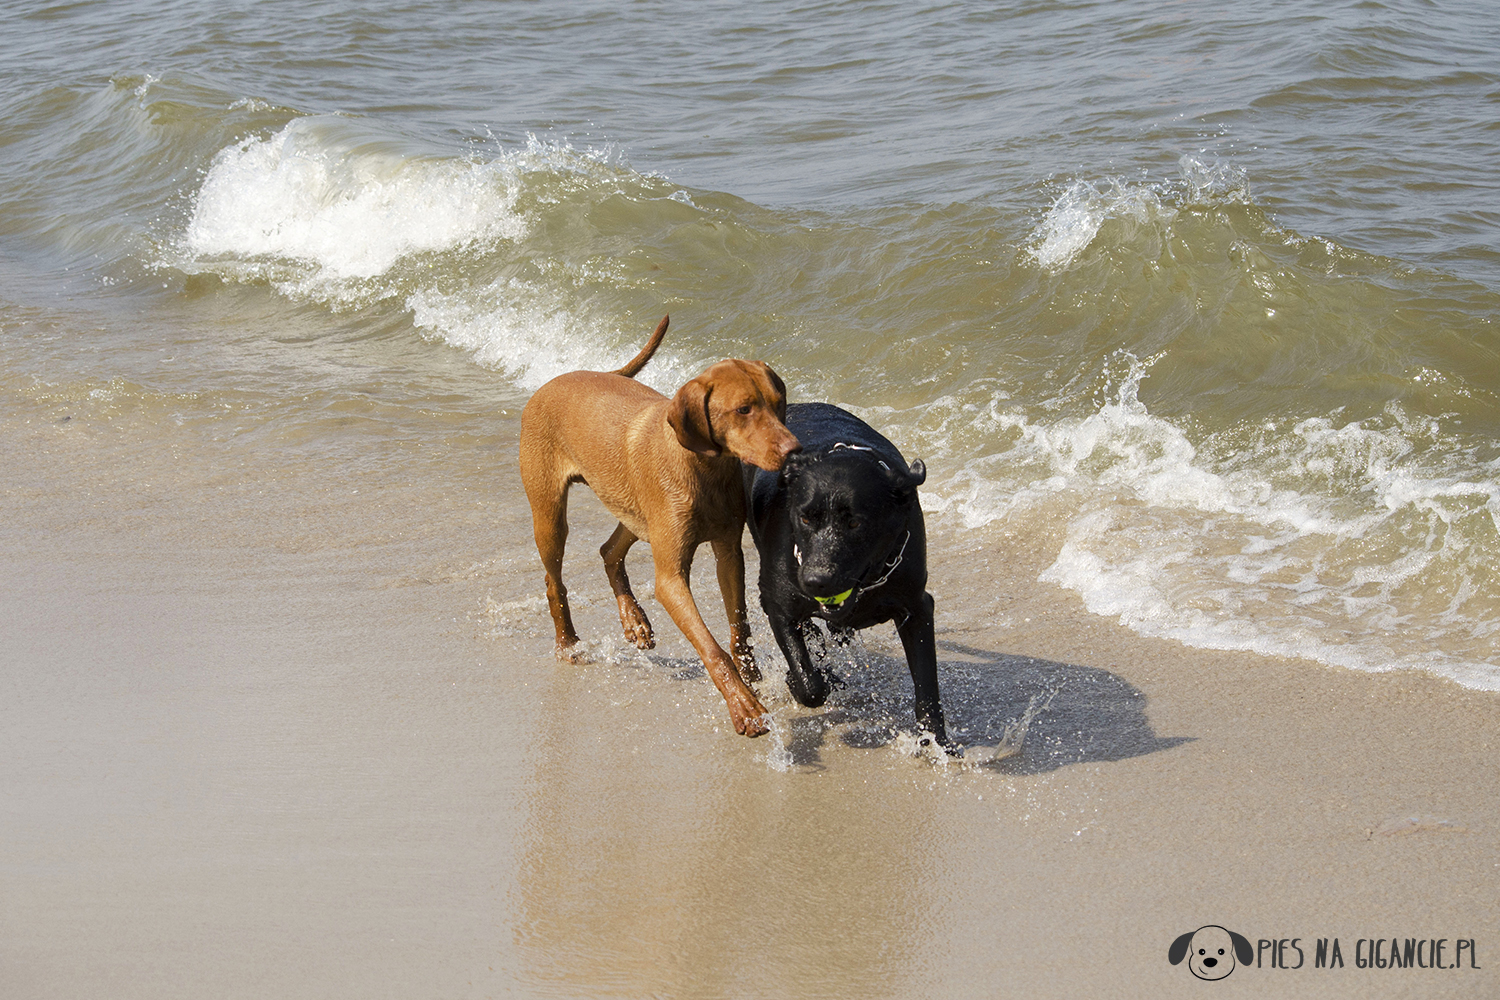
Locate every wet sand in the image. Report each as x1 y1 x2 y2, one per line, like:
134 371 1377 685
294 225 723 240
3 406 1497 999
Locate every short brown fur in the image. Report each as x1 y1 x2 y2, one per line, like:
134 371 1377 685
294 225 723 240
518 315 800 737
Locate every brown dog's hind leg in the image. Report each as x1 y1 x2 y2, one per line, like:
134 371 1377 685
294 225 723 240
600 523 655 649
653 543 769 737
710 536 760 683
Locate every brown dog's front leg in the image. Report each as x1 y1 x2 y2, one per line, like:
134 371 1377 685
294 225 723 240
710 536 760 683
600 522 655 650
653 546 769 737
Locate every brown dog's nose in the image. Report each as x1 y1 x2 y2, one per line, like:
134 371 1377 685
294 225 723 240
751 434 800 472
764 434 801 471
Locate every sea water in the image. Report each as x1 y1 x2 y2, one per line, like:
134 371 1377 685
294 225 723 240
3 0 1498 692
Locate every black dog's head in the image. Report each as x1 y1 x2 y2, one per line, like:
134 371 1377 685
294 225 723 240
1168 926 1253 981
781 448 925 608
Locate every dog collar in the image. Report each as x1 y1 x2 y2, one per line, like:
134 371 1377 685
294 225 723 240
857 530 909 597
828 441 891 472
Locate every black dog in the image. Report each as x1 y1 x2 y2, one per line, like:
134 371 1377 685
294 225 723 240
743 402 949 748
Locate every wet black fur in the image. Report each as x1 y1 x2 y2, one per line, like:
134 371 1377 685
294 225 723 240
743 402 949 748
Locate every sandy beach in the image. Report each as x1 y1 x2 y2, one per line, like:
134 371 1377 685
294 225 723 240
6 1 1500 997
4 398 1495 1000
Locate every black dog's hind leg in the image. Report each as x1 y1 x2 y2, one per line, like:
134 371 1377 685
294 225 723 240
896 591 951 750
767 614 837 707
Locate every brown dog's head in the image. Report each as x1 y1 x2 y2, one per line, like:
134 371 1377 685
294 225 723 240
668 359 800 471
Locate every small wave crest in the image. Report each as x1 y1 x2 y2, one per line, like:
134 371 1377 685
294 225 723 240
181 117 528 290
172 121 648 311
171 119 703 387
1028 155 1251 271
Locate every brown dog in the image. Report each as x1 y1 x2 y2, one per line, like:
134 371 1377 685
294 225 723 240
519 315 800 737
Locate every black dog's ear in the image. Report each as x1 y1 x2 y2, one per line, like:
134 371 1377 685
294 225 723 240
884 457 926 501
1230 930 1253 966
668 377 720 456
1168 931 1194 966
779 451 806 484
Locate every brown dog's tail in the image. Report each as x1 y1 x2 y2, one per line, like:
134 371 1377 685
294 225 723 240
612 314 669 379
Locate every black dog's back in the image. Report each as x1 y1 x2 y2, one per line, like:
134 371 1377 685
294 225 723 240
778 402 907 464
743 402 949 748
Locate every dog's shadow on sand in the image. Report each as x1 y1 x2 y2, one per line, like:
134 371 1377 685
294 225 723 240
765 635 1192 774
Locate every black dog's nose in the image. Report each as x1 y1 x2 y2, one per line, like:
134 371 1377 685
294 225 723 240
1203 957 1218 967
801 567 836 592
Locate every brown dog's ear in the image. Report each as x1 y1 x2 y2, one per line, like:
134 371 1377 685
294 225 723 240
668 377 720 456
761 362 788 421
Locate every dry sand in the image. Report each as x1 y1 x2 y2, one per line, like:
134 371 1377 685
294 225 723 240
3 405 1496 999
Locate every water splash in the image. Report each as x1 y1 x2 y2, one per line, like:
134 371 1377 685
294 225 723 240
1027 155 1250 271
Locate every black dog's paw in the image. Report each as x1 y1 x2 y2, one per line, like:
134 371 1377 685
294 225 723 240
929 736 964 758
785 662 837 707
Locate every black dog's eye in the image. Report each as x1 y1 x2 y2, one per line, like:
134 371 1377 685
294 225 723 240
800 515 811 525
1217 949 1225 955
847 518 860 530
1198 949 1205 955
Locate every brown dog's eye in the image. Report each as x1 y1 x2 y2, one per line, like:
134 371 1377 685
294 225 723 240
736 404 752 415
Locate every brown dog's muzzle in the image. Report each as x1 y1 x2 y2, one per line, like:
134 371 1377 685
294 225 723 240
748 428 801 472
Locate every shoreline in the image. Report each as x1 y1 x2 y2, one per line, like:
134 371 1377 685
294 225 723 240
2 411 1496 998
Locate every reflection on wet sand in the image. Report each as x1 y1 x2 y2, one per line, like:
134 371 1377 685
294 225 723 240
514 658 934 997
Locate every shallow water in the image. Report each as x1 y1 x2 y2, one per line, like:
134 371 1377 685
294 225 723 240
4 0 1497 690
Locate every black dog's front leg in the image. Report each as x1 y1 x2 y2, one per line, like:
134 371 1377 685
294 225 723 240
767 612 834 707
896 591 951 749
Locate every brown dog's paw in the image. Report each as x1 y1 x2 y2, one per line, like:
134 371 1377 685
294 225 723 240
730 632 761 683
623 625 655 650
728 692 770 737
738 712 770 738
554 641 593 664
616 597 656 650
733 650 761 684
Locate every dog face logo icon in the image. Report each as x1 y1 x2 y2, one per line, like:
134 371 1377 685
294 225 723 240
1168 925 1254 980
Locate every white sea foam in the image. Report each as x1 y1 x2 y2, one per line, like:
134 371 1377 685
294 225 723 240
178 122 690 387
183 117 528 290
911 358 1500 691
407 281 695 394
